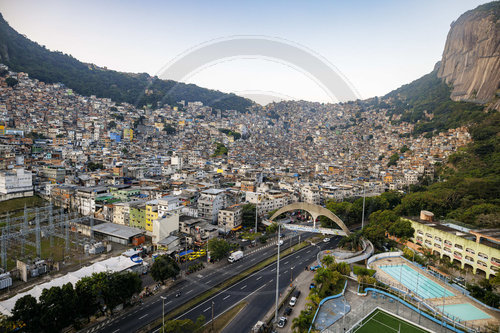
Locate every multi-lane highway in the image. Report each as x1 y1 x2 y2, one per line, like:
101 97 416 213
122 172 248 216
218 236 341 333
82 231 319 333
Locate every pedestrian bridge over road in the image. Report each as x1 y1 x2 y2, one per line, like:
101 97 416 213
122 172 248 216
266 202 350 236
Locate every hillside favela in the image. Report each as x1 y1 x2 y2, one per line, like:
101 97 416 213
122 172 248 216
0 1 499 333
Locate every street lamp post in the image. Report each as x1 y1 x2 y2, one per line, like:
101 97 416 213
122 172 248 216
160 296 166 333
361 183 366 229
274 224 281 323
184 236 188 274
211 300 215 332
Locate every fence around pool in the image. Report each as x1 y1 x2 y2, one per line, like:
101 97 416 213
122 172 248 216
370 265 493 332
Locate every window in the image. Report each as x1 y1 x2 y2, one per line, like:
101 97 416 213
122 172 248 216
434 244 441 249
478 260 487 267
444 247 451 253
426 233 433 238
444 240 452 246
454 244 463 250
478 252 489 260
466 248 475 255
434 236 442 242
465 256 474 262
417 230 424 235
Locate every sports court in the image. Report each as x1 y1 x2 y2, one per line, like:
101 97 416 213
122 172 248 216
379 264 454 299
349 308 432 333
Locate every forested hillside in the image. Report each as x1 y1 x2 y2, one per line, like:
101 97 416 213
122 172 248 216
384 68 485 136
0 14 253 112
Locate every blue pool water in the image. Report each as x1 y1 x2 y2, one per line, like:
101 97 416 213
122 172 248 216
380 264 454 299
438 303 491 321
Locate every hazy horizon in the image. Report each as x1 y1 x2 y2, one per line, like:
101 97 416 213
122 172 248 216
0 0 491 104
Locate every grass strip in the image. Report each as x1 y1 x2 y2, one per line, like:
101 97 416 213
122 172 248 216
201 301 248 333
138 241 309 332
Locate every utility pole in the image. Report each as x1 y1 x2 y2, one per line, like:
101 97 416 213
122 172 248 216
160 296 166 333
255 194 260 234
361 183 366 229
274 224 281 323
184 236 188 274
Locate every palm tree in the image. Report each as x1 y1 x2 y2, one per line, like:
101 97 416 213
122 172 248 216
321 255 335 268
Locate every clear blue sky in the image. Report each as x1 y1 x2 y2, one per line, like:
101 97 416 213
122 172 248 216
0 0 490 103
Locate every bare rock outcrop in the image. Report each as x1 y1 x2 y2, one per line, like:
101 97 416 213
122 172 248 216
438 2 500 107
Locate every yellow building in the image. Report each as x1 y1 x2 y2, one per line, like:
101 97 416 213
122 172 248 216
123 128 133 141
407 216 500 278
145 201 158 232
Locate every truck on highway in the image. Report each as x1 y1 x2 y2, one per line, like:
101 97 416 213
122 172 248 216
228 250 244 263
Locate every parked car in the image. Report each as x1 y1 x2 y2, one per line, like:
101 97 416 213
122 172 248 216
284 307 292 316
276 240 284 246
289 296 297 307
310 265 321 271
277 317 287 328
310 283 316 289
323 237 330 243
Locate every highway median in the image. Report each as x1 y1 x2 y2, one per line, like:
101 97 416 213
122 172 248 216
138 240 310 333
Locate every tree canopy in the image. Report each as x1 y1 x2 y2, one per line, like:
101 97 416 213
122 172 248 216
208 238 231 260
151 255 180 283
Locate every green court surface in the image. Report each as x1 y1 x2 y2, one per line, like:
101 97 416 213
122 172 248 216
352 309 431 333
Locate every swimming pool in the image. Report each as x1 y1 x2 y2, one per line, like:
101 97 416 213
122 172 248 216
438 303 491 321
380 264 454 299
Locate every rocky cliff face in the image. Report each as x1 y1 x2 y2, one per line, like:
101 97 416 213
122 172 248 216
438 2 500 108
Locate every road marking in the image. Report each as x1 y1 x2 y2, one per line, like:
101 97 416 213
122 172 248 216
186 290 192 294
295 255 300 258
112 330 120 333
271 268 276 272
203 307 211 313
269 279 274 282
256 276 262 281
306 250 311 253
174 244 313 321
166 301 172 304
223 295 230 300
204 284 267 325
241 285 247 290
138 314 148 320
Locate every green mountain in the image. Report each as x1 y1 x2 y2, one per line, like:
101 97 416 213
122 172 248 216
378 2 500 227
384 67 485 136
0 13 253 112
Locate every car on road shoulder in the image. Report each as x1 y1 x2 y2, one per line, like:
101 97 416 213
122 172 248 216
277 316 287 328
289 296 297 306
276 240 284 246
284 307 292 316
310 282 316 289
323 237 330 242
310 265 321 271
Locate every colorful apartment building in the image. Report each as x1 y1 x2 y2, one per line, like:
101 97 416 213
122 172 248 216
145 200 158 232
129 202 146 229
